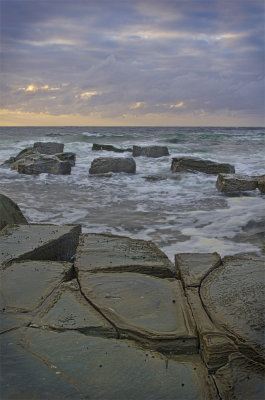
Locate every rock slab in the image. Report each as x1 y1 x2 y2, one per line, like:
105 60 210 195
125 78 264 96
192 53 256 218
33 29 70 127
171 157 235 174
216 173 265 192
133 145 169 158
89 157 136 174
0 194 27 231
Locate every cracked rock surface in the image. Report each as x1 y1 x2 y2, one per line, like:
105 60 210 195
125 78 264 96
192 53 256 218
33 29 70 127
1 226 264 399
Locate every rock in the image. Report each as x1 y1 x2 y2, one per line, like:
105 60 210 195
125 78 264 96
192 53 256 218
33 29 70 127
75 233 176 278
133 145 169 158
171 157 235 174
1 147 34 166
32 279 116 337
216 173 260 192
200 255 265 362
257 175 265 193
0 194 27 231
0 223 81 266
213 352 265 400
175 252 221 287
55 152 76 166
1 329 218 400
76 272 198 353
92 143 132 153
89 157 136 174
33 142 64 155
13 154 72 175
0 260 73 313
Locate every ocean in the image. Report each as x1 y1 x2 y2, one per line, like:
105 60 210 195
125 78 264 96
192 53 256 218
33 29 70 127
0 126 264 261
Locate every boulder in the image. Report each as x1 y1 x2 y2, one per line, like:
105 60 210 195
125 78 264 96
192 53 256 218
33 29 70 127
0 194 27 231
171 157 235 174
33 142 64 155
1 147 34 166
133 145 169 158
55 152 76 166
216 173 260 192
89 157 136 174
92 143 132 153
13 154 72 175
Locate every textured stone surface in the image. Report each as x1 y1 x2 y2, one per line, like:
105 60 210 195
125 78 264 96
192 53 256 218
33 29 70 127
92 143 132 153
21 328 217 400
171 157 235 174
257 175 265 193
200 255 265 361
75 233 176 277
133 145 169 158
32 280 116 337
0 194 27 231
14 154 72 175
216 173 259 192
89 157 136 174
33 141 64 154
0 260 73 312
78 272 197 353
0 223 81 265
185 287 238 370
214 353 265 400
175 252 221 287
55 152 76 166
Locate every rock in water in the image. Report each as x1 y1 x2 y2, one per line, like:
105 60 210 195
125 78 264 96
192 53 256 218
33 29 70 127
171 157 235 174
216 173 261 192
133 145 169 158
0 194 27 231
89 157 136 174
12 154 72 175
92 143 132 153
33 142 64 154
55 152 76 166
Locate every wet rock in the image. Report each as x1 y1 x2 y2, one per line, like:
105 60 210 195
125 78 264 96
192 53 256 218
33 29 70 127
89 157 136 174
78 272 197 353
4 328 217 400
0 193 27 231
214 353 265 400
171 157 235 174
142 174 181 182
92 143 132 153
12 154 72 175
257 175 265 193
133 145 169 158
33 141 64 155
0 260 73 313
0 223 81 265
1 147 34 166
175 252 221 287
55 152 76 166
185 286 238 370
0 330 82 399
216 173 260 192
200 255 265 362
75 233 176 278
32 279 116 337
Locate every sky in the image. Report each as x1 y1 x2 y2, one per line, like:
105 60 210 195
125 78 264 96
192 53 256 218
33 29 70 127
0 0 264 126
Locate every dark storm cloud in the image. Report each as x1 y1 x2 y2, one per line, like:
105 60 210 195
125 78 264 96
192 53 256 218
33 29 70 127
1 0 264 122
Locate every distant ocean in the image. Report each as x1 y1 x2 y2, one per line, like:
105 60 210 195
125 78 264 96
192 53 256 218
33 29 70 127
0 126 264 261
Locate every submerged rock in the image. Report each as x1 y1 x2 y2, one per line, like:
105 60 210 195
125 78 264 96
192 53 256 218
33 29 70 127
89 157 136 174
133 145 169 158
171 157 235 174
55 152 76 166
0 194 27 231
216 173 263 192
92 143 132 153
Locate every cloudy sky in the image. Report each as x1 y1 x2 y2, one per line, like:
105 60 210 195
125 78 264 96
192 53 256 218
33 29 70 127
0 0 264 126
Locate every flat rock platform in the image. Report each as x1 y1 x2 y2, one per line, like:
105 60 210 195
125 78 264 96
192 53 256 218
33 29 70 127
0 225 264 399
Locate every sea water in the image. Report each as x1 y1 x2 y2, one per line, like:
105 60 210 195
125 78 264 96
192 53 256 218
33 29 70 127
0 126 264 261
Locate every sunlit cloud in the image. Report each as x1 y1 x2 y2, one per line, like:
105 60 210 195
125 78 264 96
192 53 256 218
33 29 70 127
170 102 184 109
130 101 144 109
75 91 101 99
18 84 60 93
